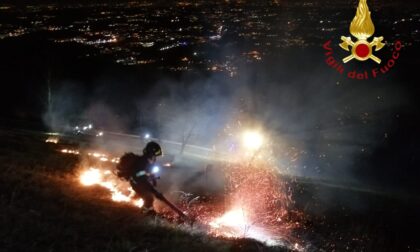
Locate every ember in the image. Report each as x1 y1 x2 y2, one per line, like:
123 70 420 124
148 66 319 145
204 163 299 246
71 145 303 249
164 162 304 249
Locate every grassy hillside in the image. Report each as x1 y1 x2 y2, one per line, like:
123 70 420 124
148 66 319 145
0 129 289 252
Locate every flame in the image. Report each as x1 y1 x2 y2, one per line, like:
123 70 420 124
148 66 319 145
177 163 303 247
61 149 80 155
80 168 102 186
350 0 375 40
45 137 59 144
72 145 302 248
79 168 143 208
209 208 249 231
133 198 145 208
87 152 120 163
208 207 280 245
90 152 103 158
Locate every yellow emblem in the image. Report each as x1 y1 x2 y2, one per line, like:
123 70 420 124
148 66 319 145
340 0 385 64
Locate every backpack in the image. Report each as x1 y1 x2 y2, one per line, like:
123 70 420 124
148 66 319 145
116 153 140 180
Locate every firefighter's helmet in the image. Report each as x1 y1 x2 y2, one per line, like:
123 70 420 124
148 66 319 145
143 141 162 157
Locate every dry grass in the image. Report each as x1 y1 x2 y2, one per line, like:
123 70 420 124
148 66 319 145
0 130 289 252
4 129 418 251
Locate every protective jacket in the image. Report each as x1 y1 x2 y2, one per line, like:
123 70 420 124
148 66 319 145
129 155 159 208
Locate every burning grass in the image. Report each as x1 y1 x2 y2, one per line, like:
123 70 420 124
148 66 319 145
169 163 304 248
70 143 304 249
73 159 304 249
0 130 292 252
79 167 145 208
3 129 419 251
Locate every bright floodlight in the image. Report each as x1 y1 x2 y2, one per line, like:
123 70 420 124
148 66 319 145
144 133 150 139
242 130 264 150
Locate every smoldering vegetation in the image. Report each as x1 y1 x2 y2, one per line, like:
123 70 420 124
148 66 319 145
1 129 285 252
2 121 419 251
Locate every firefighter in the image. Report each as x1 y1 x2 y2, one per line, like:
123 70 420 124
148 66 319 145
129 141 163 214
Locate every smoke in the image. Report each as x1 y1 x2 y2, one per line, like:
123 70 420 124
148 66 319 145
42 48 408 210
43 79 134 133
83 102 130 132
136 75 236 145
149 64 401 175
43 80 86 132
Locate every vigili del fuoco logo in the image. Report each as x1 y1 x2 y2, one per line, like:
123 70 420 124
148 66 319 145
323 0 402 80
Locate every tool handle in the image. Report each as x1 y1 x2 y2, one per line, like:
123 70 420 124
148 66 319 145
153 189 188 219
